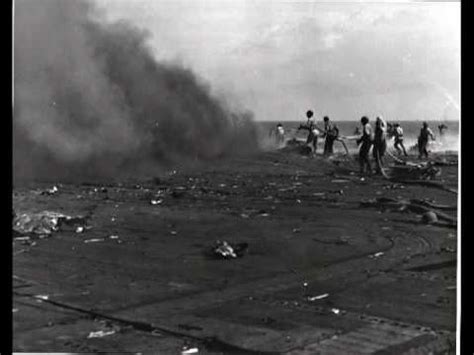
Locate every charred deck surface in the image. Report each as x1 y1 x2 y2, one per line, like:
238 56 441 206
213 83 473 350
13 151 457 354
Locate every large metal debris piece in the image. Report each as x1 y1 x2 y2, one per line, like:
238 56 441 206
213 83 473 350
13 211 88 236
387 162 441 181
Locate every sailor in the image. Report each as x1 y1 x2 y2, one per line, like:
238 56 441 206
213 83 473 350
276 123 285 145
298 110 320 154
393 123 408 156
418 121 435 159
323 116 339 156
438 123 448 138
372 116 387 174
356 116 374 175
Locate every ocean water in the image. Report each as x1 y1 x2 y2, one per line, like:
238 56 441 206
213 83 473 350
258 120 459 154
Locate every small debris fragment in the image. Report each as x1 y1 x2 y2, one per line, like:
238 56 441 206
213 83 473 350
170 231 178 236
292 228 301 233
75 226 84 233
84 238 105 243
370 252 385 258
14 236 31 241
109 235 119 240
13 308 18 313
331 308 340 315
308 293 329 301
41 186 58 195
13 249 28 255
240 213 249 219
441 246 455 253
422 211 438 224
213 240 236 258
211 240 248 259
181 347 199 354
151 329 162 337
150 199 163 205
34 295 49 301
87 330 116 338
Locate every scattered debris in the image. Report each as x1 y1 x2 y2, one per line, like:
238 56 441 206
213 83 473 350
308 293 329 301
170 231 178 236
87 330 116 338
109 235 119 240
211 240 248 259
331 308 341 315
75 226 84 233
150 199 163 205
369 252 385 258
446 285 456 291
383 183 405 190
13 308 19 313
292 228 301 233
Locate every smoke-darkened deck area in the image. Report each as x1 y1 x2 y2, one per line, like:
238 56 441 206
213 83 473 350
13 150 457 353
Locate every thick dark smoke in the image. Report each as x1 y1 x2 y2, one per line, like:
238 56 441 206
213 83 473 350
14 0 258 182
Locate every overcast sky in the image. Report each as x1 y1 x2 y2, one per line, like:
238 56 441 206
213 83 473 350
92 0 460 121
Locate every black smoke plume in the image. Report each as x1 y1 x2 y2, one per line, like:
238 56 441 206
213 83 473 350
14 0 258 182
